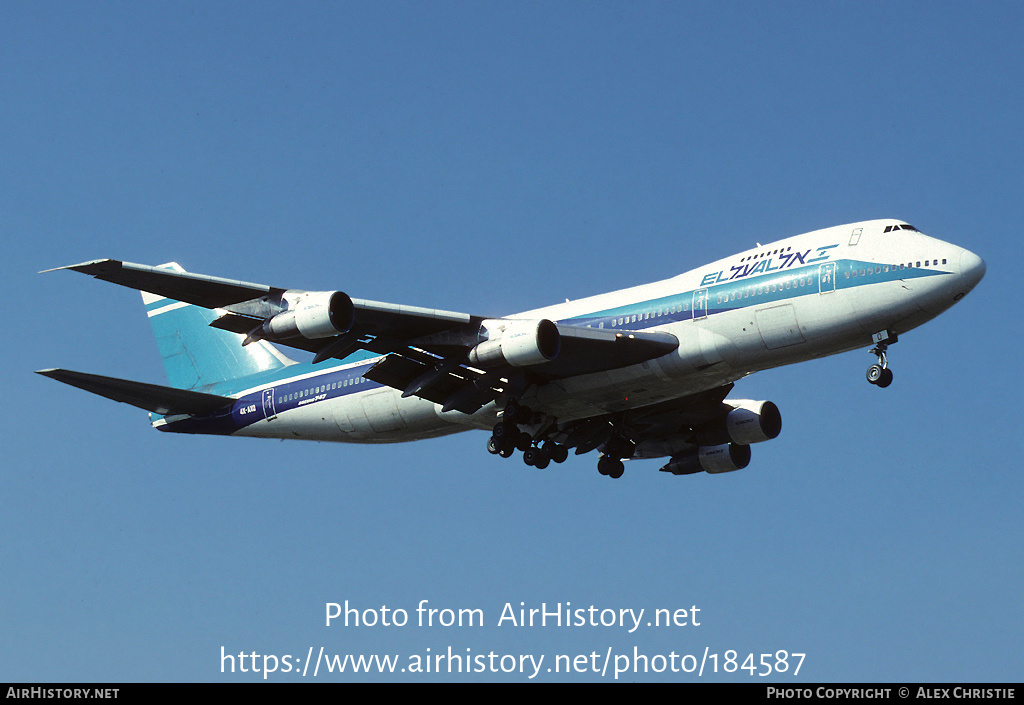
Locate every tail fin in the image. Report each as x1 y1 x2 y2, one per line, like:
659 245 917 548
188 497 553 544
143 263 295 390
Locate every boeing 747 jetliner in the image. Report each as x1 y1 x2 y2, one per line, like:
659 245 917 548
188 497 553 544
38 219 985 478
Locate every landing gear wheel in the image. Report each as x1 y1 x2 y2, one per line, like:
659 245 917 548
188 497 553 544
523 446 551 469
543 441 569 464
503 399 532 425
866 363 885 385
503 398 521 421
867 364 894 387
597 456 624 479
487 436 500 454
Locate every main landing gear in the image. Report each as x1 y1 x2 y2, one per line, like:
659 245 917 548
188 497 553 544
487 399 569 470
866 330 897 388
487 398 634 479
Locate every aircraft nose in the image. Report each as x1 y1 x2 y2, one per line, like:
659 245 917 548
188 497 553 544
959 248 986 293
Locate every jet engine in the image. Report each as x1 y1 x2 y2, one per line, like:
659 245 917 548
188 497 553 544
262 291 355 340
660 443 752 475
466 319 561 368
698 400 782 446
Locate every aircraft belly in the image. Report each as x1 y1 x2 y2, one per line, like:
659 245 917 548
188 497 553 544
235 403 346 442
334 388 458 442
530 356 737 422
755 304 806 350
231 389 460 444
362 388 405 433
332 397 357 433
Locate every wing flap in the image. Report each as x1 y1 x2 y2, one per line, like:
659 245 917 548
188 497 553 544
364 354 486 407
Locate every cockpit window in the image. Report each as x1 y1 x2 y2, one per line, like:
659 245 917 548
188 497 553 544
883 224 919 233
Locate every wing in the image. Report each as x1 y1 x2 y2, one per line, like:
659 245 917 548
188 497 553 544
51 259 679 414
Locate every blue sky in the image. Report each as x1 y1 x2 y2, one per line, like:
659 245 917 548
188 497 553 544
2 2 1020 682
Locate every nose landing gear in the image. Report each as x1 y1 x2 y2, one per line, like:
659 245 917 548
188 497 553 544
866 330 897 388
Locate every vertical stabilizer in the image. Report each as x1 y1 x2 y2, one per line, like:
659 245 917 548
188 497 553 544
142 263 295 390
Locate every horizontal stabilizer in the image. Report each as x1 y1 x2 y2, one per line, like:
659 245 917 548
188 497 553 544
36 368 234 416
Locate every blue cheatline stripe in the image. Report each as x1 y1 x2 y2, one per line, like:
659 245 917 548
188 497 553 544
157 359 386 434
561 260 950 330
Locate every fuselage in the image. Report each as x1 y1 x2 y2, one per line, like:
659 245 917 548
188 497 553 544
156 219 985 453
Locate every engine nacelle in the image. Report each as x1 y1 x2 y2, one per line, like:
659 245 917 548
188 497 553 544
262 291 355 340
699 400 782 446
661 443 752 475
466 319 561 368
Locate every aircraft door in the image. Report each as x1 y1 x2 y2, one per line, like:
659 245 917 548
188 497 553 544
819 263 836 294
262 388 277 419
692 288 709 320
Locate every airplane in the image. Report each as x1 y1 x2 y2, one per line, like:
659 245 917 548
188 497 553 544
37 219 985 479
